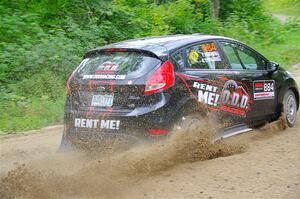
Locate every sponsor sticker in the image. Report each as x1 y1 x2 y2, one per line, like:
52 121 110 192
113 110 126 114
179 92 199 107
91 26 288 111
83 74 126 80
202 43 217 52
220 80 250 116
203 51 221 62
253 80 275 100
193 82 219 106
74 118 120 130
95 61 118 74
188 49 199 64
192 79 251 116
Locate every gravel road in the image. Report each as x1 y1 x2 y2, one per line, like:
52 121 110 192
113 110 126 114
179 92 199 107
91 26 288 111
0 68 299 199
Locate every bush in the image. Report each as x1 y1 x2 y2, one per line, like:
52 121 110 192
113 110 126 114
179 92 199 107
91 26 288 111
9 72 65 100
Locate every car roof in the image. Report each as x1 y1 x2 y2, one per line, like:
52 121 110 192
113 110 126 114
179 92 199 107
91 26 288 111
87 34 235 58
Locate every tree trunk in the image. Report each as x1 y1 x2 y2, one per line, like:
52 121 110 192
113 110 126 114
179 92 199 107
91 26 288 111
212 0 220 19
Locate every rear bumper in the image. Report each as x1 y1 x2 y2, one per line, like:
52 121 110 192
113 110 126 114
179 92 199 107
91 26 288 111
63 104 178 146
64 126 165 146
63 121 170 149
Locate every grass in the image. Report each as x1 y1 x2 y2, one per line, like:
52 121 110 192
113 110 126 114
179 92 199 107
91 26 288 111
0 97 65 135
260 0 300 67
255 29 300 68
264 0 300 16
274 7 300 16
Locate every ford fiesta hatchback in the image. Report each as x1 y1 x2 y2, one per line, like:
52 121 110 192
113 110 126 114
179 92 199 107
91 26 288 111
60 34 299 150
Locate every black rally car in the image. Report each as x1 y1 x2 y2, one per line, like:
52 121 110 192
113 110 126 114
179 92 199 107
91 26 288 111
61 34 299 149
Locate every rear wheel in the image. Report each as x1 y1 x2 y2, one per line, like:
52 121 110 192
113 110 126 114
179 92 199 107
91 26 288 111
58 126 75 152
178 114 202 130
173 112 211 133
283 90 297 127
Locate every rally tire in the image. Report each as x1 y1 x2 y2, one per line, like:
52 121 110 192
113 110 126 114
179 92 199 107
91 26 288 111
176 114 203 130
58 133 74 152
283 90 297 128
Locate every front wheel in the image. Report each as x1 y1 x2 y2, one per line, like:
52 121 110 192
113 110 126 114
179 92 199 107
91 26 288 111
283 90 297 127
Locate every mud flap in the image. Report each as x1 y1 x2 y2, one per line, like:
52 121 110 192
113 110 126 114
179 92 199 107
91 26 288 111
213 124 252 142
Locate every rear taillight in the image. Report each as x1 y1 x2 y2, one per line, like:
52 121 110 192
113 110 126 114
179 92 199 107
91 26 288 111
144 60 174 95
67 73 75 96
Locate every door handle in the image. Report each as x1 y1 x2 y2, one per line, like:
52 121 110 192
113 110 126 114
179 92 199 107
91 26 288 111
241 78 250 81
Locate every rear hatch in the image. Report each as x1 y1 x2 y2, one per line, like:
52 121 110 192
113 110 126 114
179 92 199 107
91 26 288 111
68 49 164 113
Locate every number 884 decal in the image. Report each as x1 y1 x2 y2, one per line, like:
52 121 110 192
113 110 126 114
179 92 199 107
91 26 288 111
253 80 275 100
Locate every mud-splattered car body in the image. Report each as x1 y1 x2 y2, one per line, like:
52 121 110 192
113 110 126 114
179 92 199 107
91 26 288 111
61 34 299 149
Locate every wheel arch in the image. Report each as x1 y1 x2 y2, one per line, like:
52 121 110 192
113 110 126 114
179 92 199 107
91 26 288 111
173 96 208 118
278 84 299 112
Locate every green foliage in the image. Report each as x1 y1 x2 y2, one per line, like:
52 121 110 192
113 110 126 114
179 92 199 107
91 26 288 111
264 0 300 16
0 0 299 133
0 96 65 134
255 29 300 68
220 0 265 21
9 72 65 100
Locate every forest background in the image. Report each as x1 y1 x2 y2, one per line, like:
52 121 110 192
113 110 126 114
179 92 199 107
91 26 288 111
0 0 299 133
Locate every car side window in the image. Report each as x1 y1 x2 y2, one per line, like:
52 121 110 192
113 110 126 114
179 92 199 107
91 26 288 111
235 46 259 70
185 42 226 69
220 41 267 70
220 42 243 70
172 51 185 69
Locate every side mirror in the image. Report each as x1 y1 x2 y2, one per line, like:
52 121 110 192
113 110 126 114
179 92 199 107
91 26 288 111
269 61 279 72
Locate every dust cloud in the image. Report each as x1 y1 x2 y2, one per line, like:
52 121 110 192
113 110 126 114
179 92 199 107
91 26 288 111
251 114 288 140
0 115 247 199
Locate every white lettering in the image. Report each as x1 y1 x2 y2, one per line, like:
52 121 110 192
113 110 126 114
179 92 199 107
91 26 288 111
198 90 208 104
207 92 215 105
81 119 86 128
109 120 116 129
116 121 120 130
206 84 213 92
101 120 110 129
86 119 93 128
214 94 220 106
213 86 218 93
193 82 201 89
231 92 239 106
93 120 98 128
83 75 126 80
200 84 206 90
193 82 218 93
240 95 249 108
221 90 230 104
74 118 120 129
75 118 81 127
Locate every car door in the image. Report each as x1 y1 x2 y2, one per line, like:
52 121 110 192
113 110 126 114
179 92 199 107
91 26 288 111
173 40 253 118
217 40 277 119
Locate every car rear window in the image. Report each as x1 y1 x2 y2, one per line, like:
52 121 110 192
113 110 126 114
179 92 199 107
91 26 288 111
77 51 161 79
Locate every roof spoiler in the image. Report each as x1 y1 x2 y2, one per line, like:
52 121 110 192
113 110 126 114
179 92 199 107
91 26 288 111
84 48 163 61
